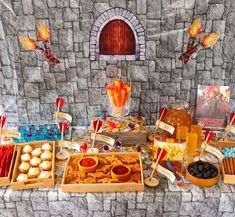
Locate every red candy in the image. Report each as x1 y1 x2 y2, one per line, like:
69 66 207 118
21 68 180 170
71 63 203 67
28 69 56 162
80 143 88 152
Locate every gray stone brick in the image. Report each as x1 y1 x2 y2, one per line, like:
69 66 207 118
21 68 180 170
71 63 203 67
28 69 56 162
0 20 5 40
195 0 209 14
87 193 103 211
22 0 33 14
33 0 48 18
207 4 224 19
111 201 127 216
23 67 44 83
0 208 17 217
74 90 89 103
128 65 149 82
63 8 79 21
219 193 234 212
16 202 34 217
127 209 146 217
137 0 146 14
164 192 181 212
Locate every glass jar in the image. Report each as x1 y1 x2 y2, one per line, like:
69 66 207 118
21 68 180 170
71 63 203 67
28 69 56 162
107 95 130 118
161 103 192 138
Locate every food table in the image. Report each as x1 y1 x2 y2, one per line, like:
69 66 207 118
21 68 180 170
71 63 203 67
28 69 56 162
0 126 235 217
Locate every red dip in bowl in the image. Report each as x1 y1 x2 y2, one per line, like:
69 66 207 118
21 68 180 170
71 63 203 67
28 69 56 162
113 165 129 175
80 158 96 167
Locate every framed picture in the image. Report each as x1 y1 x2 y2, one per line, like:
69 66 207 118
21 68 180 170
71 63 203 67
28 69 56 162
196 85 231 129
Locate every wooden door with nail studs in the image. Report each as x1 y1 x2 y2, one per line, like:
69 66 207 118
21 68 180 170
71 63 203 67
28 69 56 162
99 19 136 55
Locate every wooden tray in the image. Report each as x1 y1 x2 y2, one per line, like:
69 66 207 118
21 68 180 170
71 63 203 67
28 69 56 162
210 139 235 149
221 159 235 184
0 144 17 186
11 141 55 190
61 152 144 192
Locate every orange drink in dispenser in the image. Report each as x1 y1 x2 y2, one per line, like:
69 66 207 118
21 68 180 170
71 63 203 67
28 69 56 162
176 126 189 141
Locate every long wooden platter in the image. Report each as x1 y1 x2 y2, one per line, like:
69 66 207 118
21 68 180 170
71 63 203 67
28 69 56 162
61 152 144 192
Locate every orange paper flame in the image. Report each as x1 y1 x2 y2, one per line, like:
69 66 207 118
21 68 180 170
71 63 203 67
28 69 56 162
19 36 36 50
202 33 220 47
37 21 50 41
188 18 201 38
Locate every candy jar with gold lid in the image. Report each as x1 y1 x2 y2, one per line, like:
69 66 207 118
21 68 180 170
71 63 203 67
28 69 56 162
161 103 192 138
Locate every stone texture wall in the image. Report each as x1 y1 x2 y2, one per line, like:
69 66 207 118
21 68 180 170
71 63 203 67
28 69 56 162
1 180 235 217
0 0 234 126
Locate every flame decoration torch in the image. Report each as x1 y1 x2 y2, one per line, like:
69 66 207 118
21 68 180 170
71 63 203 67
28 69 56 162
179 18 220 64
19 22 60 66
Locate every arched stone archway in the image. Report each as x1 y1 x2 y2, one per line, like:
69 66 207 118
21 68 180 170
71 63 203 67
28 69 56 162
90 7 145 61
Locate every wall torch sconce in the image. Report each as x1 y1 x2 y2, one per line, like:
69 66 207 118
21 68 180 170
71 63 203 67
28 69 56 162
179 19 220 64
19 22 60 66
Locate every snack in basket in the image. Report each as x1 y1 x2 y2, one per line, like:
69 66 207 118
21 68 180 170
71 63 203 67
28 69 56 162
41 151 52 161
30 157 42 167
18 162 30 173
22 145 33 154
28 167 40 178
32 148 42 157
39 161 52 171
65 155 141 184
42 143 52 151
21 153 31 162
39 171 51 179
106 80 131 117
17 173 28 181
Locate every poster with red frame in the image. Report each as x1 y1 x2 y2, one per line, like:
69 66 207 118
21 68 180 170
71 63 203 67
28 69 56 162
196 85 231 129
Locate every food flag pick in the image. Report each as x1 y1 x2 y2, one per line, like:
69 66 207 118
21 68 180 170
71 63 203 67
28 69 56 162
198 129 215 159
19 21 60 66
88 115 103 153
0 116 6 144
55 97 64 123
106 80 131 117
153 108 167 142
222 112 235 140
179 18 220 64
145 148 167 187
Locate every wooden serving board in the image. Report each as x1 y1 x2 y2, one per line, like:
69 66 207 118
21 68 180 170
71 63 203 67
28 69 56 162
0 144 16 186
61 152 144 192
11 141 56 190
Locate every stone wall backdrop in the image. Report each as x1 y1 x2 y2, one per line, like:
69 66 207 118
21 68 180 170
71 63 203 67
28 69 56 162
0 0 234 126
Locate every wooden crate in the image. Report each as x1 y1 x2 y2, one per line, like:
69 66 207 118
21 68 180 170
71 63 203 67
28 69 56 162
90 117 147 145
11 141 55 190
221 159 235 184
61 152 144 192
0 144 17 186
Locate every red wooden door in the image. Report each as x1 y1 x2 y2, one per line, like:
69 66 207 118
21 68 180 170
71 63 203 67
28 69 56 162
99 20 136 55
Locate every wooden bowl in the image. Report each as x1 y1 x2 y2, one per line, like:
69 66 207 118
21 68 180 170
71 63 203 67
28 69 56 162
78 157 98 173
111 164 131 182
186 161 219 187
